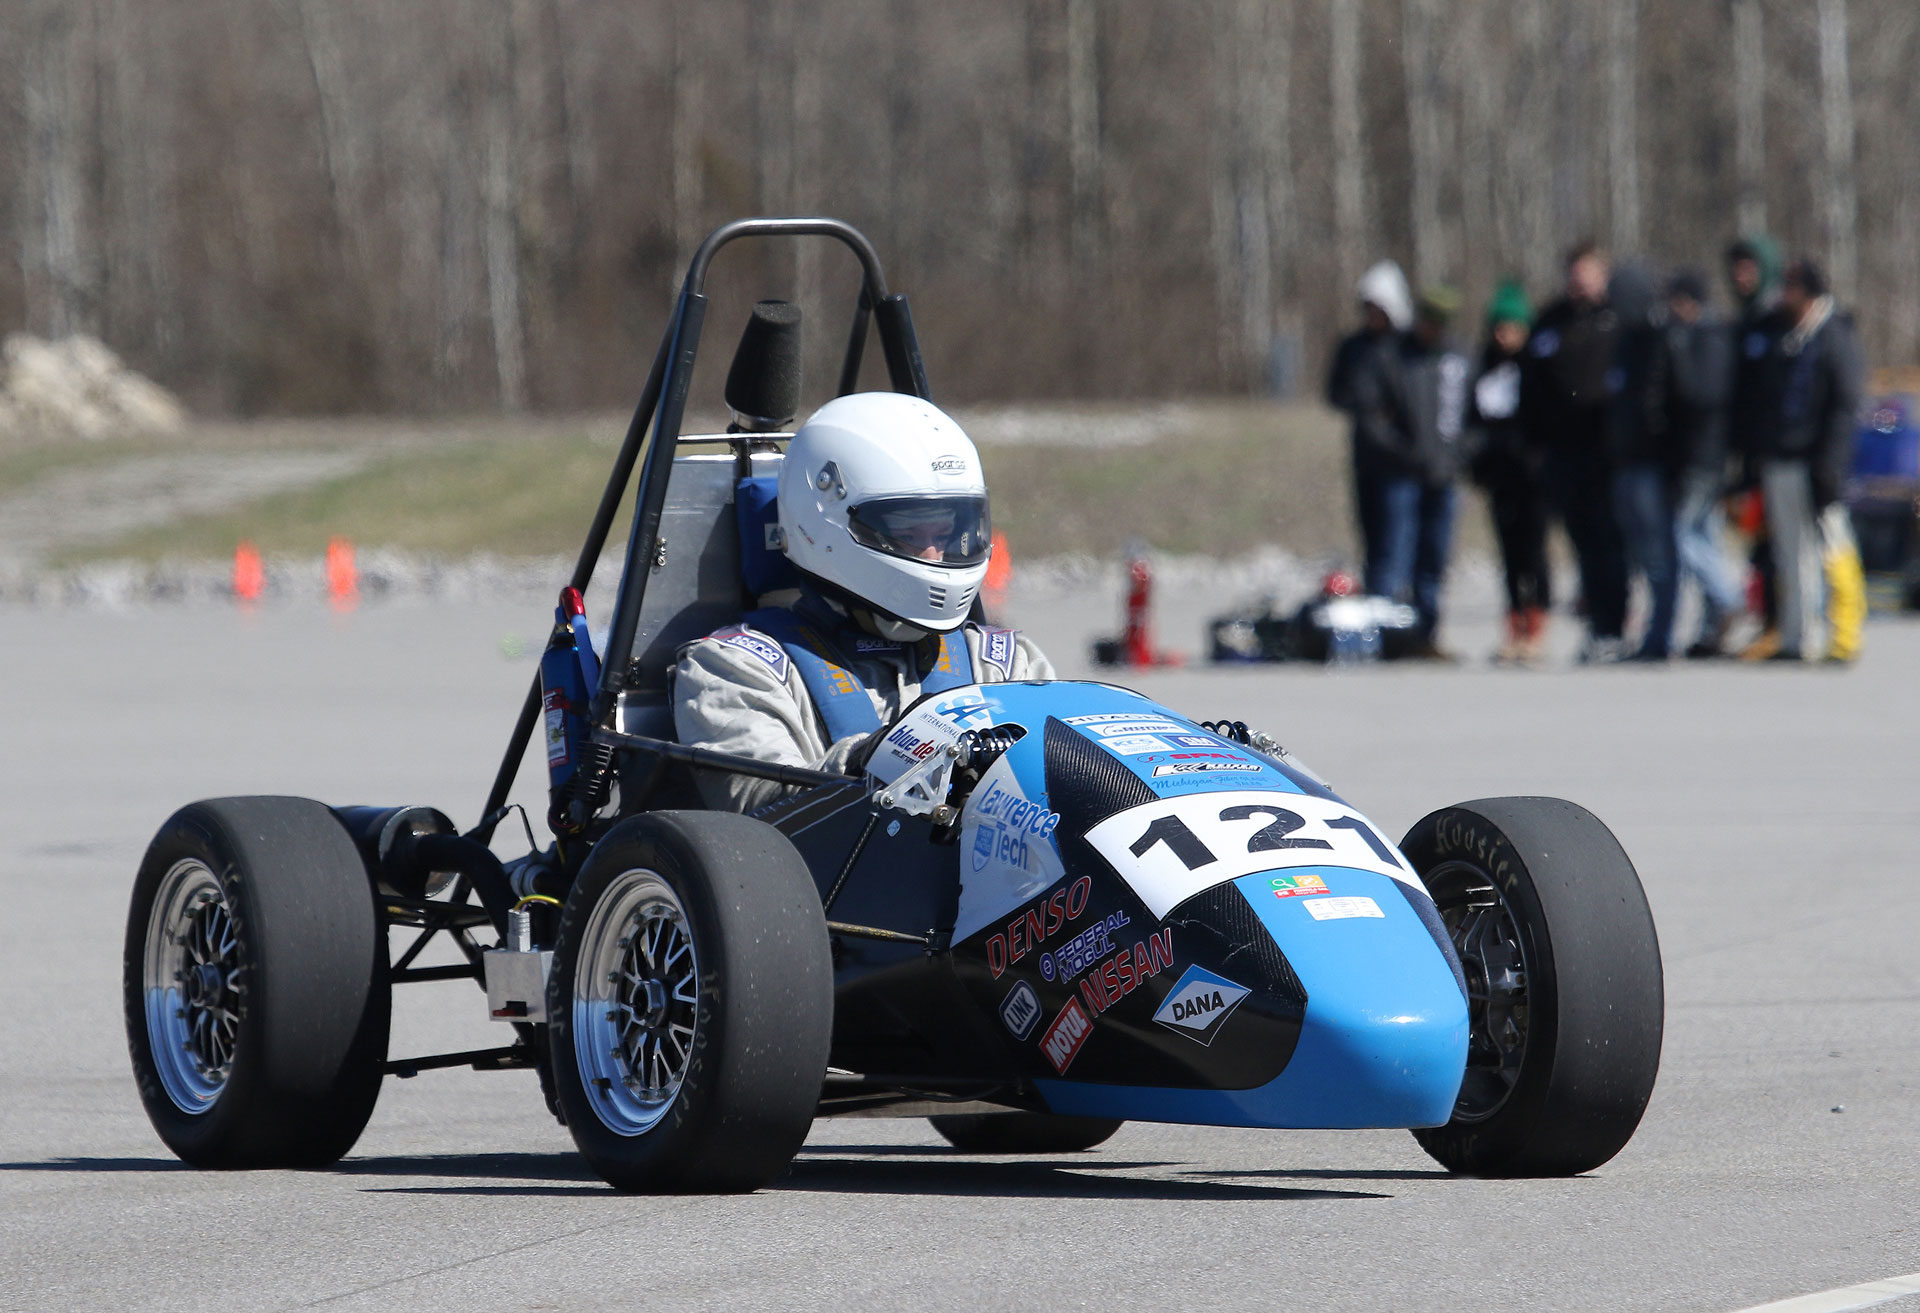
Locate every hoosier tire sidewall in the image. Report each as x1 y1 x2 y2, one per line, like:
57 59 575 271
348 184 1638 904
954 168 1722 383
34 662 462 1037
549 811 833 1193
122 797 388 1169
1403 797 1664 1178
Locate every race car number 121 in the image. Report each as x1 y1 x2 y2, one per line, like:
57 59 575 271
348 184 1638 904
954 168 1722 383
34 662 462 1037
1083 790 1415 920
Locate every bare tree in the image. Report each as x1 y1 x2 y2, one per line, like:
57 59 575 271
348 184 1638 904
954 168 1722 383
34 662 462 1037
1817 0 1858 302
1606 0 1642 253
1732 0 1767 236
1329 0 1365 295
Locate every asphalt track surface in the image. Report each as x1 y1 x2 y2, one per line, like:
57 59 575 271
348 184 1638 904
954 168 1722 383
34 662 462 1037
4 595 1919 1312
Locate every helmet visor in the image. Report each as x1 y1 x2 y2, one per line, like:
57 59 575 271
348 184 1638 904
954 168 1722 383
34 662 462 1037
846 494 991 567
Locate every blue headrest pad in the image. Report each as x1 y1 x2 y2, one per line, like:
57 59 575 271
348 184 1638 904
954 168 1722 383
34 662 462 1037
736 476 800 596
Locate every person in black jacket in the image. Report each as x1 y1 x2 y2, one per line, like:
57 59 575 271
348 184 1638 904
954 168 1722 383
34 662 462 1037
1522 241 1630 661
1339 287 1471 654
1754 258 1865 661
1468 280 1551 663
1608 262 1681 660
1661 271 1742 658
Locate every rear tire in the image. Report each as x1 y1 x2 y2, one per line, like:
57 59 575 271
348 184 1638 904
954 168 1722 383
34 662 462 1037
123 797 389 1168
1401 797 1663 1177
929 1112 1123 1154
548 811 833 1192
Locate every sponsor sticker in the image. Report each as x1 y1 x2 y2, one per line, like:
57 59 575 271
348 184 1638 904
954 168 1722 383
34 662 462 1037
1076 929 1176 1017
853 635 903 654
1166 734 1224 748
930 692 994 728
542 687 571 767
1064 712 1164 725
999 980 1042 1040
1039 998 1094 1074
1270 873 1330 899
1097 734 1171 755
1301 895 1384 921
1085 719 1185 738
1040 910 1131 982
931 455 970 473
977 627 1018 680
985 875 1092 978
1152 965 1251 1046
713 625 790 679
1152 762 1261 777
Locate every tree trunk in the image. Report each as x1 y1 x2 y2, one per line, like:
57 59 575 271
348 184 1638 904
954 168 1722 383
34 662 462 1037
1329 0 1365 296
1065 0 1101 272
482 5 527 411
1817 0 1858 304
1401 0 1445 286
1732 0 1766 237
1606 0 1640 253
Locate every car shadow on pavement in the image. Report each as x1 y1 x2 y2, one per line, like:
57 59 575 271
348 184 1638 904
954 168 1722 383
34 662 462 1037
0 1156 188 1173
775 1154 1390 1201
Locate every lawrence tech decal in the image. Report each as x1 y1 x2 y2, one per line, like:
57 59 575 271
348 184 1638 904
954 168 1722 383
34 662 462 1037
1082 789 1417 920
954 756 1070 945
1152 965 1251 1046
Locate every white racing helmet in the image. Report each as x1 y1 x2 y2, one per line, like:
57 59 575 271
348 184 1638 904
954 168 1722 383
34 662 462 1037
778 392 991 633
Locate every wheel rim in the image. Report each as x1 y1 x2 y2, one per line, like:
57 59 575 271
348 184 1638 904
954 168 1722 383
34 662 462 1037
572 868 700 1137
143 859 242 1114
1423 859 1530 1123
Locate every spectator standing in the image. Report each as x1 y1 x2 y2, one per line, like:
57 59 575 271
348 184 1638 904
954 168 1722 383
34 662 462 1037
1326 261 1414 606
1725 235 1788 658
1468 280 1552 664
1523 242 1630 662
1608 262 1682 660
1660 270 1743 658
1755 258 1864 662
1339 286 1471 656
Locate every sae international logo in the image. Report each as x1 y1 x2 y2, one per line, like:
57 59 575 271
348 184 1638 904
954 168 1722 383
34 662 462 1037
1152 964 1251 1046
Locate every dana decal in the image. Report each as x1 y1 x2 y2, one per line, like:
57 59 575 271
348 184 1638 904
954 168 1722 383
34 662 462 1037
1040 910 1131 982
1152 965 1251 1046
999 980 1042 1040
1077 928 1175 1017
1270 873 1330 899
1039 997 1094 1074
985 875 1093 977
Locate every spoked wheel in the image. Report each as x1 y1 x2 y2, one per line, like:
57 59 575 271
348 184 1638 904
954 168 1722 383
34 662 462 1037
548 811 832 1193
929 1112 1123 1154
124 797 389 1168
1401 797 1664 1177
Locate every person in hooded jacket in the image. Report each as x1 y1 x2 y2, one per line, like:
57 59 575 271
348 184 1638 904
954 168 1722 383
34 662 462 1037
1607 262 1683 660
1522 241 1631 662
1751 258 1865 662
1725 235 1788 657
1660 270 1742 658
1468 280 1552 663
1339 286 1471 655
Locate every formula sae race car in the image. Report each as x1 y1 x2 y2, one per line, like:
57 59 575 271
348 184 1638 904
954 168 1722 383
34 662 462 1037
125 219 1664 1191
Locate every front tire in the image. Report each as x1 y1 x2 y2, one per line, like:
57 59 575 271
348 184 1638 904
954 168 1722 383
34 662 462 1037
1401 797 1663 1177
123 797 389 1168
548 811 833 1192
929 1112 1123 1154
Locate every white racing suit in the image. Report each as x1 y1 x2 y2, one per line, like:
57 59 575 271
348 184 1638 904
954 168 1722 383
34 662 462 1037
671 597 1052 813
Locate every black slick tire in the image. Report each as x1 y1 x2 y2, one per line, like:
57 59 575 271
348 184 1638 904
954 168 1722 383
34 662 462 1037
123 796 389 1168
547 811 833 1193
1401 797 1663 1177
928 1112 1123 1154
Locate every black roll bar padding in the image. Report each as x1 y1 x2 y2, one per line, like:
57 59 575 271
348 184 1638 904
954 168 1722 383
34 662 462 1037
838 287 873 397
589 727 849 790
474 327 676 844
875 294 932 400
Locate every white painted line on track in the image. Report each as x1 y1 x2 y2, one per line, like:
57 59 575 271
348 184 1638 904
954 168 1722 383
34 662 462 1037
1730 1273 1920 1313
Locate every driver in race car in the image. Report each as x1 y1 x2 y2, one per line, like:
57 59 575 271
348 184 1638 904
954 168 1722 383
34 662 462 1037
672 392 1053 812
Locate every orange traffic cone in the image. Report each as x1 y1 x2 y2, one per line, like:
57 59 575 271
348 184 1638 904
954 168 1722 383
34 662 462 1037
232 540 265 606
983 530 1013 622
326 536 359 612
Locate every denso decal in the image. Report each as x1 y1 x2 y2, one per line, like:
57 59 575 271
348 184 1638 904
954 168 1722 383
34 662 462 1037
999 980 1042 1040
1076 929 1175 1018
1039 910 1131 982
1039 997 1093 1074
1151 965 1250 1046
985 875 1093 978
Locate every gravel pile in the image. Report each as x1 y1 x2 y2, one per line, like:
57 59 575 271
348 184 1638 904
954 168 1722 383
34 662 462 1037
0 333 186 443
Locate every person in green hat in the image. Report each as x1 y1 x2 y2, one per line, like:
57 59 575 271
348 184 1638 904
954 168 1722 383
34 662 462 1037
1467 279 1551 663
